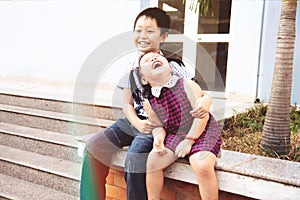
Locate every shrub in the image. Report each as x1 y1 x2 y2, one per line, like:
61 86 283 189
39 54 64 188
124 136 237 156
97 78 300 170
221 103 300 162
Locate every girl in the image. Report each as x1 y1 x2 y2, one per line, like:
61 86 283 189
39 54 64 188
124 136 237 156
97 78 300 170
132 51 222 200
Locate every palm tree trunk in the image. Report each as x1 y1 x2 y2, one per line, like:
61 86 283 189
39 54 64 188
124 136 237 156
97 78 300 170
261 0 298 155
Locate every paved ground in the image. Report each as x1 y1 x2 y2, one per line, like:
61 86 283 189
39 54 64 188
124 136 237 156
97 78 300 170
0 77 254 121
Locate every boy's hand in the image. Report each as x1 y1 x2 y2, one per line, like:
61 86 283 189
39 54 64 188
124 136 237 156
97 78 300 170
135 119 159 134
175 139 194 158
190 94 211 118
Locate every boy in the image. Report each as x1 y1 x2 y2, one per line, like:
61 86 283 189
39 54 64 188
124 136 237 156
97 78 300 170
80 7 211 200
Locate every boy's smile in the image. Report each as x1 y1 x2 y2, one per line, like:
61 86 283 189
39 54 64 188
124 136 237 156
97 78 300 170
138 41 151 49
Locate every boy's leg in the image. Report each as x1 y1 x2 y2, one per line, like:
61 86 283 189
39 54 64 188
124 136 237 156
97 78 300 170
80 118 134 200
124 135 153 200
80 150 108 200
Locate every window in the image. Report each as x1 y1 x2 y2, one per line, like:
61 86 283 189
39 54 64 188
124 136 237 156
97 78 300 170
157 0 232 93
195 42 228 91
198 0 231 34
158 0 185 34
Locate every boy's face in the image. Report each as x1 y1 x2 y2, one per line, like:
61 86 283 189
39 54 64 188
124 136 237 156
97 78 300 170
134 16 168 53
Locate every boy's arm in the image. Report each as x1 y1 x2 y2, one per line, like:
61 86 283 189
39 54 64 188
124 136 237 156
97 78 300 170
122 88 159 134
170 61 211 118
190 91 212 118
184 78 210 140
122 88 141 126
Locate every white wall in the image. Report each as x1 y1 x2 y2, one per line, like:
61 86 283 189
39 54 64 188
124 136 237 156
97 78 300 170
258 0 300 105
257 0 281 103
0 0 141 86
1 0 298 104
226 0 264 101
292 2 300 105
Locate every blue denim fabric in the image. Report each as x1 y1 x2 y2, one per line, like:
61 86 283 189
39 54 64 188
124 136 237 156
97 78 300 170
125 135 153 200
80 118 153 200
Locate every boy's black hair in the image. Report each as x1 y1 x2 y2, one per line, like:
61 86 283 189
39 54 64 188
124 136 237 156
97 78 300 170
133 7 170 35
130 53 185 104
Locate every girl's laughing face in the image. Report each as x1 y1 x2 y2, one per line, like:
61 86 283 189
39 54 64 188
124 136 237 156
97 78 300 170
139 52 172 86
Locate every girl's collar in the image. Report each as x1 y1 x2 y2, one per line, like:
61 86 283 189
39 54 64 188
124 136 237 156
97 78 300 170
151 75 179 98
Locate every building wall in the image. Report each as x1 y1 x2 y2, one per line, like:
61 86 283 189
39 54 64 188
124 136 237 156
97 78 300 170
106 168 255 200
258 0 300 105
293 2 300 105
226 0 264 101
0 0 140 86
0 0 299 104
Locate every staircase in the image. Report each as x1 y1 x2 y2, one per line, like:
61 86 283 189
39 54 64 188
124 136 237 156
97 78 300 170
0 92 123 200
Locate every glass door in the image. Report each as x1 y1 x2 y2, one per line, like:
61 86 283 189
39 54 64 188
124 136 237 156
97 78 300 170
158 0 232 96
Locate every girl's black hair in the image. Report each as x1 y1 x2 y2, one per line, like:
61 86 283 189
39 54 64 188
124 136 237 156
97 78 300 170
129 67 152 104
166 57 185 67
130 68 141 104
129 53 185 104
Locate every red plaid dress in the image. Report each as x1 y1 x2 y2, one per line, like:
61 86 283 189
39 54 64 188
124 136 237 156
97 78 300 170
148 77 222 157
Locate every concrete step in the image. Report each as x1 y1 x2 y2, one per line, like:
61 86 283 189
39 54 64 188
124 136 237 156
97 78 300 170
0 103 114 135
0 145 81 196
0 122 81 162
0 92 124 120
0 92 123 198
0 173 79 200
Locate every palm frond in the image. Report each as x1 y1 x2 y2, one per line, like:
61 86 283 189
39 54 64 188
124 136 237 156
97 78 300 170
182 0 213 16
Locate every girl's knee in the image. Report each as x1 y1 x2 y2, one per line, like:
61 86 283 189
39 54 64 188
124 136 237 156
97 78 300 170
146 150 175 172
146 153 161 172
189 152 216 178
146 159 155 172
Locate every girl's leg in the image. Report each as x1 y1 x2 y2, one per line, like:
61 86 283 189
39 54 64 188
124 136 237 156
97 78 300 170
146 167 164 200
189 151 218 200
146 149 177 200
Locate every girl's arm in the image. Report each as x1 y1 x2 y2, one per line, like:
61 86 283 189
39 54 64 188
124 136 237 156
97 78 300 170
175 79 210 157
144 100 166 153
152 127 166 153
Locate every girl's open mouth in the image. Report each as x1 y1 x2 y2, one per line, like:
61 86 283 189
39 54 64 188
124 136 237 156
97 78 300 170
152 61 162 69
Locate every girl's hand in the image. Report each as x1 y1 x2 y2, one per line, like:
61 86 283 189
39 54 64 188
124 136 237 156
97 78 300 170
175 139 194 158
153 135 167 154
